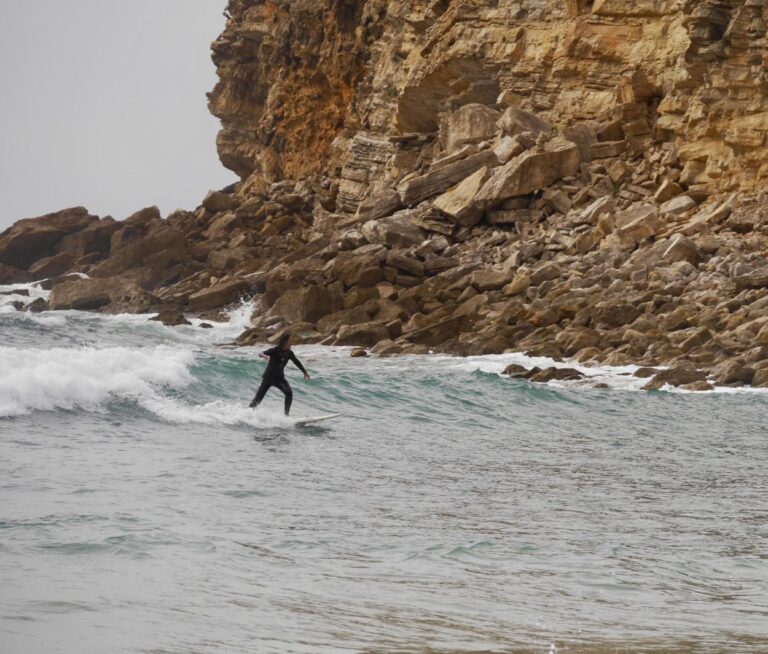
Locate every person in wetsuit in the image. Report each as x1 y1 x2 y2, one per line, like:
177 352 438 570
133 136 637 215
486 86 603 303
249 334 310 415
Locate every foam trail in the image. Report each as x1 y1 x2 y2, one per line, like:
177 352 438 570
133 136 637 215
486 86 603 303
138 397 293 429
0 346 195 417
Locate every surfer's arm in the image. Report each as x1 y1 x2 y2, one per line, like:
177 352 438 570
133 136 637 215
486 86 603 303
260 347 277 361
290 352 310 379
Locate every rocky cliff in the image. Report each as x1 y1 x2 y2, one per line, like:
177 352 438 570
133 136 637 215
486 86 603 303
4 0 768 391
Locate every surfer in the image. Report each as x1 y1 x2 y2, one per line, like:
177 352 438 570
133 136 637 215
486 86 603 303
249 334 310 415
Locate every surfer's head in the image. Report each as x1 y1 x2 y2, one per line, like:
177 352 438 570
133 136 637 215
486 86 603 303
278 334 291 350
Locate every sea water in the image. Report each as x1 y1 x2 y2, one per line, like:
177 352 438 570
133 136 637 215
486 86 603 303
1 281 767 654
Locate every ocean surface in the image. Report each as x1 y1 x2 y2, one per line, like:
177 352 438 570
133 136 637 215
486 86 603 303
1 280 767 654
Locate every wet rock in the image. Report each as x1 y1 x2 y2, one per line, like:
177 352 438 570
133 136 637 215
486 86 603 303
150 310 192 327
710 360 754 386
199 323 214 329
25 298 48 313
335 321 390 347
0 288 29 296
643 365 708 391
350 348 368 358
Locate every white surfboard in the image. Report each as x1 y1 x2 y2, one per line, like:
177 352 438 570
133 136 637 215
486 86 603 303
294 413 342 426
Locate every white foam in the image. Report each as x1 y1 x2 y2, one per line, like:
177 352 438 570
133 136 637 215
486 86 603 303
0 346 195 417
138 397 293 428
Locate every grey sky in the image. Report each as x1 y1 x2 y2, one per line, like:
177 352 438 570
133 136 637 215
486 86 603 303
0 0 236 230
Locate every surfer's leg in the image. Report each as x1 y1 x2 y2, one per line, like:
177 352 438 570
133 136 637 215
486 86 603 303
275 379 293 415
249 378 272 408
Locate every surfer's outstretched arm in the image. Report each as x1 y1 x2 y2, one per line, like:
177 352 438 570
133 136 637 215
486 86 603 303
290 352 310 380
260 347 277 361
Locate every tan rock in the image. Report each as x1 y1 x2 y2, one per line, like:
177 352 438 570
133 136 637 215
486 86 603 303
475 139 581 208
335 321 390 346
503 271 531 296
654 180 684 204
49 276 155 313
189 279 250 312
442 104 500 152
432 167 491 227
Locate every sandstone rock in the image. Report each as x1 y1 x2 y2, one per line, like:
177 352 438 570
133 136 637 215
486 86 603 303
398 149 499 206
28 252 76 278
432 167 490 227
335 321 390 347
188 279 250 312
49 277 155 313
269 285 342 324
654 180 684 204
711 360 754 386
663 235 701 264
660 195 696 216
475 139 581 208
493 134 534 164
350 348 368 358
361 211 426 248
530 262 562 286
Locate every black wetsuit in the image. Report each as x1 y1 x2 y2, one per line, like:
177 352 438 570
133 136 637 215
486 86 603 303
249 347 308 415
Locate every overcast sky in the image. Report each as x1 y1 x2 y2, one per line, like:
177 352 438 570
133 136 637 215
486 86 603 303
0 0 236 230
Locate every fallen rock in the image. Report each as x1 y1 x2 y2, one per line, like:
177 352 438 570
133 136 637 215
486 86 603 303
350 348 368 358
432 166 491 227
475 139 581 207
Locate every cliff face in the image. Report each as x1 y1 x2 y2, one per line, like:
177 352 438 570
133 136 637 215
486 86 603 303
211 0 768 205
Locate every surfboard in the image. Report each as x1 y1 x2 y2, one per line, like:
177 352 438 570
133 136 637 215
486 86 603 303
294 413 341 426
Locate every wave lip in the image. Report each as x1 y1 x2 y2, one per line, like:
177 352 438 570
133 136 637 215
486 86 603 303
0 345 195 417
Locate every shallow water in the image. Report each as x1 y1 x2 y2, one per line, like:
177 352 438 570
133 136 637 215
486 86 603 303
1 283 767 653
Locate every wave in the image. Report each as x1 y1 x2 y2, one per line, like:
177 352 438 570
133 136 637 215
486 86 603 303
0 345 194 417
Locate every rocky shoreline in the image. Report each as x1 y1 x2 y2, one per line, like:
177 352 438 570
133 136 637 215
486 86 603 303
4 0 768 392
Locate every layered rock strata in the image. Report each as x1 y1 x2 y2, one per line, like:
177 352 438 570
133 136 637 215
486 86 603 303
5 0 768 390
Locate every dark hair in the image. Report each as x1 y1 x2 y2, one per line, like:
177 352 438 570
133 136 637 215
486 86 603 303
278 333 291 348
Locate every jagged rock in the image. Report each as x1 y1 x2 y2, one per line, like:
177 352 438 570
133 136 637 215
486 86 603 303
493 134 534 164
474 139 581 208
386 252 424 278
711 360 754 386
269 285 342 324
28 252 76 279
503 271 531 296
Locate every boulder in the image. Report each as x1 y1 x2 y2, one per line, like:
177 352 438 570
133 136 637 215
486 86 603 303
474 139 581 208
48 277 155 313
432 167 491 227
25 298 48 313
663 234 701 264
56 218 118 259
503 271 531 296
654 179 684 203
643 365 708 391
335 321 390 346
711 360 754 386
361 211 426 248
350 348 368 358
188 279 250 312
386 251 424 277
493 133 534 164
